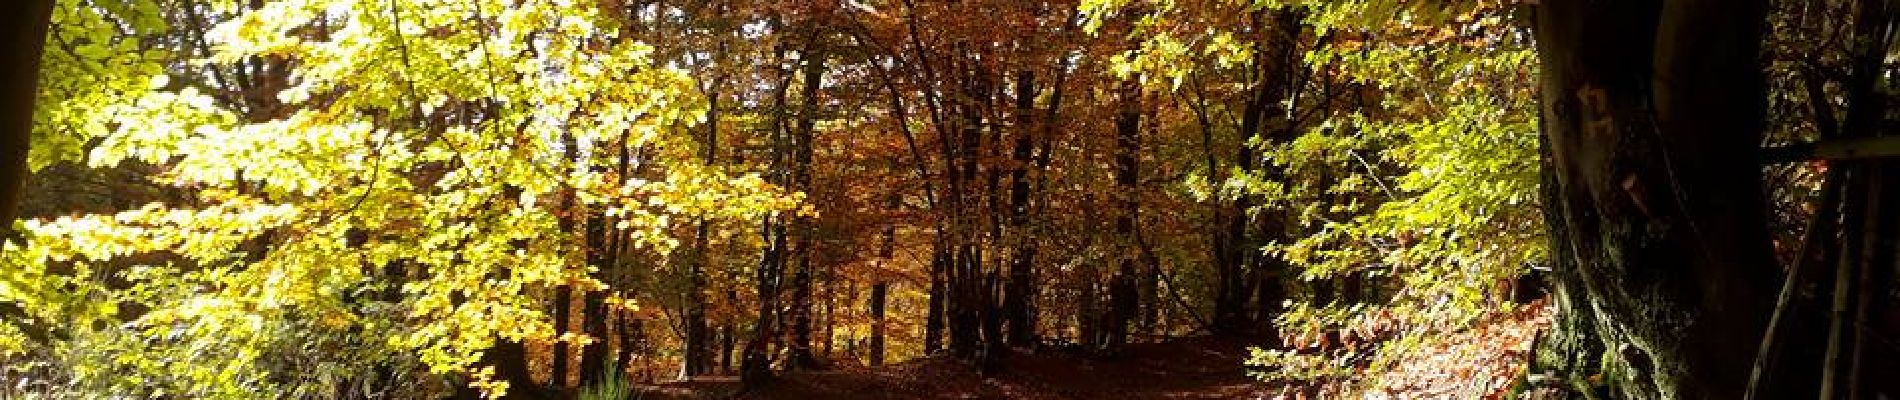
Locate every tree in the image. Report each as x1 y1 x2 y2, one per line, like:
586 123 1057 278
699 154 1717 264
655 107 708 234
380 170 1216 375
3 1 799 397
0 1 53 236
0 0 55 353
1533 0 1785 397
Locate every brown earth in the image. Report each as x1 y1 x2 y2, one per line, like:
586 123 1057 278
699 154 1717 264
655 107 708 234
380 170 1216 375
633 302 1551 400
636 337 1279 400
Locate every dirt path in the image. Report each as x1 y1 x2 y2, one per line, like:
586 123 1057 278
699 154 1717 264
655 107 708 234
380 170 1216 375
635 337 1277 400
633 303 1551 400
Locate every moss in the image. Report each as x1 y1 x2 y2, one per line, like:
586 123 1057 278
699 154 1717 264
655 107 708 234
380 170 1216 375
1597 345 1624 392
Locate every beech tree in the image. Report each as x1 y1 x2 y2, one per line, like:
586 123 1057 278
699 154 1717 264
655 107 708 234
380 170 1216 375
0 1 53 234
1531 0 1784 397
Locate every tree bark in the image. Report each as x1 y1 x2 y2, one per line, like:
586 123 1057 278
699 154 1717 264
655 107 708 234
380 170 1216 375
719 323 735 374
575 175 614 386
681 89 718 379
1003 70 1039 347
616 310 640 381
577 290 609 385
0 0 50 238
785 38 827 371
925 246 947 354
1800 2 1900 397
871 191 899 365
0 0 54 347
869 281 888 366
741 216 785 389
1533 1 1782 397
454 340 545 399
743 20 797 388
1103 78 1142 355
1211 9 1301 337
550 129 581 389
942 51 991 362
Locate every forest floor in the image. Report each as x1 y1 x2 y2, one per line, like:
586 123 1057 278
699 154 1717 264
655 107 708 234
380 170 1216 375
634 302 1550 400
634 336 1273 400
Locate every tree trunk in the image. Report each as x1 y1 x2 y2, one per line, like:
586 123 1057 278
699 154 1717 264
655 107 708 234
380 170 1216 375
979 267 1005 372
788 248 819 369
1138 233 1161 338
942 55 989 362
616 311 640 380
1211 9 1301 338
577 291 609 385
550 129 581 389
455 340 544 399
719 323 735 374
0 0 50 238
575 201 613 386
740 216 784 388
1103 78 1142 355
926 246 947 354
1828 2 1900 397
0 0 54 347
1078 263 1100 350
871 194 898 365
869 281 888 366
743 22 797 388
681 218 710 376
1532 1 1783 397
824 266 836 359
1003 70 1040 347
785 38 827 371
541 309 571 386
949 248 980 360
681 93 718 378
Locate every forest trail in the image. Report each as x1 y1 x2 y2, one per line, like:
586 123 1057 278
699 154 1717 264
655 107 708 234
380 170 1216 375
634 300 1549 400
636 337 1276 400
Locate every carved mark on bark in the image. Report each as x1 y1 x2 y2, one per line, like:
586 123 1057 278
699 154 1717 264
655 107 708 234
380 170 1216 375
1621 173 1651 217
1575 84 1614 139
1575 84 1653 217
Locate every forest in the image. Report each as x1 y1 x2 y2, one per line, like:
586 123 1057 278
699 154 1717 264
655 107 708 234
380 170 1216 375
2 0 1898 398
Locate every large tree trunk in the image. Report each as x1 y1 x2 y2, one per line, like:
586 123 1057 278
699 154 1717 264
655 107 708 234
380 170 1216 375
0 0 50 237
1532 1 1784 397
0 0 54 348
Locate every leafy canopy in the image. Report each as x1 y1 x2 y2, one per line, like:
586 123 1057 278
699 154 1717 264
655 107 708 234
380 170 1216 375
6 0 800 397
